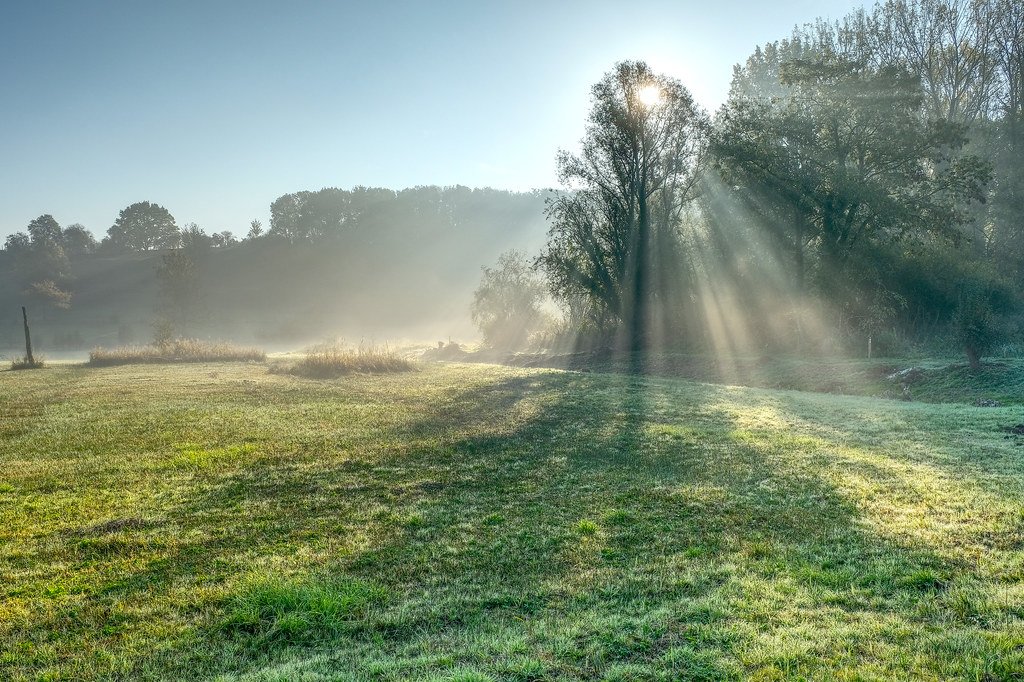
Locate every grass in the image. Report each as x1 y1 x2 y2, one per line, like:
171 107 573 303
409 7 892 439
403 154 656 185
508 350 1024 405
87 339 266 366
278 342 414 378
1 360 1023 680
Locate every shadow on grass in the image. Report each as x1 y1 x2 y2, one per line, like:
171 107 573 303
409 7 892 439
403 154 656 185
14 367 1022 680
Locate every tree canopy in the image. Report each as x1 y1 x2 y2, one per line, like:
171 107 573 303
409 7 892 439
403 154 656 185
104 201 180 251
539 61 709 348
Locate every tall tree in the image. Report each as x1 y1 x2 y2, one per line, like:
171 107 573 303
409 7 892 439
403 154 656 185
539 61 709 348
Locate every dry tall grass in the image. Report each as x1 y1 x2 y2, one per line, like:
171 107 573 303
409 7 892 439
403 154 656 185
10 357 45 370
88 339 266 366
280 342 414 378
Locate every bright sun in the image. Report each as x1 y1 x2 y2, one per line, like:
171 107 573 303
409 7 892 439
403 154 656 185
638 84 662 107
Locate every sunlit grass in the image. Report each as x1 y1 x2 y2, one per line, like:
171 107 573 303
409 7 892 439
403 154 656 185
87 339 266 366
0 361 1022 680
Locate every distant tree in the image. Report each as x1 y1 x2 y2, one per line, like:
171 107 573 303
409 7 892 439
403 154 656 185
179 223 213 251
269 192 310 243
61 223 97 257
155 248 201 337
27 214 62 248
246 219 263 241
13 215 73 307
539 61 709 348
211 230 237 247
472 250 547 349
104 201 180 251
3 232 31 256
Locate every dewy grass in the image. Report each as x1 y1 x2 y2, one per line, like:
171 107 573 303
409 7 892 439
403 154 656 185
87 338 266 366
280 341 414 378
1 361 1022 680
223 573 387 645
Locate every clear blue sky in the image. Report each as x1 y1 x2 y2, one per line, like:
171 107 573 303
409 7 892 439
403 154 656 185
0 0 866 241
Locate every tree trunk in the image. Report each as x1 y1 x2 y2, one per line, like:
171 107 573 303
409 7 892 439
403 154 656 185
965 344 981 372
631 192 650 353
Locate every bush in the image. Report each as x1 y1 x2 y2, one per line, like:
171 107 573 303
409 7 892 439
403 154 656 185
278 342 413 378
88 339 266 366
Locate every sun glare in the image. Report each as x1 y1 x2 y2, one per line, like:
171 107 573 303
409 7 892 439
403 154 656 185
638 84 662 107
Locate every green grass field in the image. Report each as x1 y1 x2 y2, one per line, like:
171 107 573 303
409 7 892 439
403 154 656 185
1 361 1023 680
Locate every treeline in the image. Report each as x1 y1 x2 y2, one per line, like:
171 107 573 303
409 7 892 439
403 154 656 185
0 187 547 345
714 0 1024 362
476 0 1024 364
0 186 545 306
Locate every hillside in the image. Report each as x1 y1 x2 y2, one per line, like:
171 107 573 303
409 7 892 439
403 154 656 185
2 361 1022 680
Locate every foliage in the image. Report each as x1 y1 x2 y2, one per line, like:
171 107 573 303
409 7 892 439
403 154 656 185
539 61 709 347
28 279 72 309
471 250 547 349
715 56 989 285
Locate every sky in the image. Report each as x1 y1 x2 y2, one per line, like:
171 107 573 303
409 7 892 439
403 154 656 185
0 0 868 242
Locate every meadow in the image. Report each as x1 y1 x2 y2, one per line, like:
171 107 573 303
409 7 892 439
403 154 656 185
1 359 1023 680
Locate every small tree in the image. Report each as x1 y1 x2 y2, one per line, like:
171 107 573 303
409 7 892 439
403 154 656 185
954 284 1002 371
155 248 201 338
471 250 547 349
246 220 264 241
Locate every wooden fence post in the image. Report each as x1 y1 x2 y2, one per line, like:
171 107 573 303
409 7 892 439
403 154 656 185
22 306 34 365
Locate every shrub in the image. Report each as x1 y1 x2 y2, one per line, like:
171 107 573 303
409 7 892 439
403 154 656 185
88 339 266 366
278 342 414 378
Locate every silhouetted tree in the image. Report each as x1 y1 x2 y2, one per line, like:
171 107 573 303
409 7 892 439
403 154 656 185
539 61 709 349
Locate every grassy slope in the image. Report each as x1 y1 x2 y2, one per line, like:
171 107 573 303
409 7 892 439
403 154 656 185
1 362 1023 681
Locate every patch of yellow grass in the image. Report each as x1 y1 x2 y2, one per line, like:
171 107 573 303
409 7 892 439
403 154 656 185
88 339 266 366
280 342 414 378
